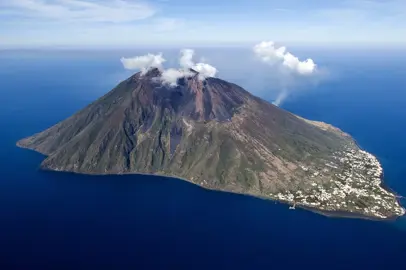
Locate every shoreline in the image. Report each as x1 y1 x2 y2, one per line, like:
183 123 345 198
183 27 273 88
349 137 403 198
16 141 404 221
293 203 399 222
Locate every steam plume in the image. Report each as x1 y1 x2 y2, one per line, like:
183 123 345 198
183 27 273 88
120 53 165 74
253 41 316 75
121 49 217 86
253 41 318 105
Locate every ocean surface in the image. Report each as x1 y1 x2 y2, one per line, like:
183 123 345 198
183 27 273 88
0 48 405 269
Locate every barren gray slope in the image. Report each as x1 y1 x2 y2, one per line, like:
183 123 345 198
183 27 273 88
17 69 405 219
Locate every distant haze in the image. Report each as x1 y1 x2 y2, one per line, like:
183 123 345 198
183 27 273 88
1 0 406 48
3 47 405 107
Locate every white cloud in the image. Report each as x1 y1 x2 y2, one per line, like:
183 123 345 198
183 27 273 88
1 0 156 23
193 63 218 79
179 49 195 69
253 41 320 106
121 49 218 86
283 53 316 75
253 41 317 75
161 68 191 86
120 53 165 74
179 49 218 79
161 48 218 86
1 0 406 48
253 41 286 63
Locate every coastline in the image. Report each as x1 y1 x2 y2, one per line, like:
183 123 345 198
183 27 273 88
345 134 405 207
16 141 404 221
353 139 405 201
293 203 400 222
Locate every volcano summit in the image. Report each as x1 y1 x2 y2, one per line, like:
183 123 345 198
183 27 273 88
17 68 405 220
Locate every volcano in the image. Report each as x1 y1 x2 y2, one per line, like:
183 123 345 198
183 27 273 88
17 68 405 219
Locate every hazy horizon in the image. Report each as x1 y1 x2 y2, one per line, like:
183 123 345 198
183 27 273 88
2 45 405 108
1 0 405 48
2 42 406 51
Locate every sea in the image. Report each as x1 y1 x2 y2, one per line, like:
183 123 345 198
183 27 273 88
0 48 405 269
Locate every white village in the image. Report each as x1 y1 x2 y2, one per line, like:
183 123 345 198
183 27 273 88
271 147 405 219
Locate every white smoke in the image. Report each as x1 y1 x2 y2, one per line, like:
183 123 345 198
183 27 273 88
272 90 288 106
160 49 196 86
179 49 195 69
120 53 165 74
254 41 316 75
121 49 217 86
193 63 217 79
253 41 287 64
177 49 218 80
160 49 194 86
283 52 316 75
253 41 319 106
161 68 188 87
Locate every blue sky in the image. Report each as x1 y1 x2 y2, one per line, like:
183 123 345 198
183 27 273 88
1 0 405 48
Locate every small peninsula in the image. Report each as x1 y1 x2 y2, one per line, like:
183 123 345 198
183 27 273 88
17 68 405 220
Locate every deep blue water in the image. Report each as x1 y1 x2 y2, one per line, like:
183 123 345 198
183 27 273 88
1 49 406 269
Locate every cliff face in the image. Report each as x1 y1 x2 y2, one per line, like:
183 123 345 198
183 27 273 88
17 68 405 219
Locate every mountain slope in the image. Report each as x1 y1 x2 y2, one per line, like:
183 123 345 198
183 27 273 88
17 68 405 219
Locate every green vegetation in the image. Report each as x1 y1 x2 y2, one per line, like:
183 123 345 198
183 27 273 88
17 69 404 220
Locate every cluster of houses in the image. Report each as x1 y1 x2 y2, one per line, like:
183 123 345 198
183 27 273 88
271 147 405 219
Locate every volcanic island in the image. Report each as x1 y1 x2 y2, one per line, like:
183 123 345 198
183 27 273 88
17 68 405 220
